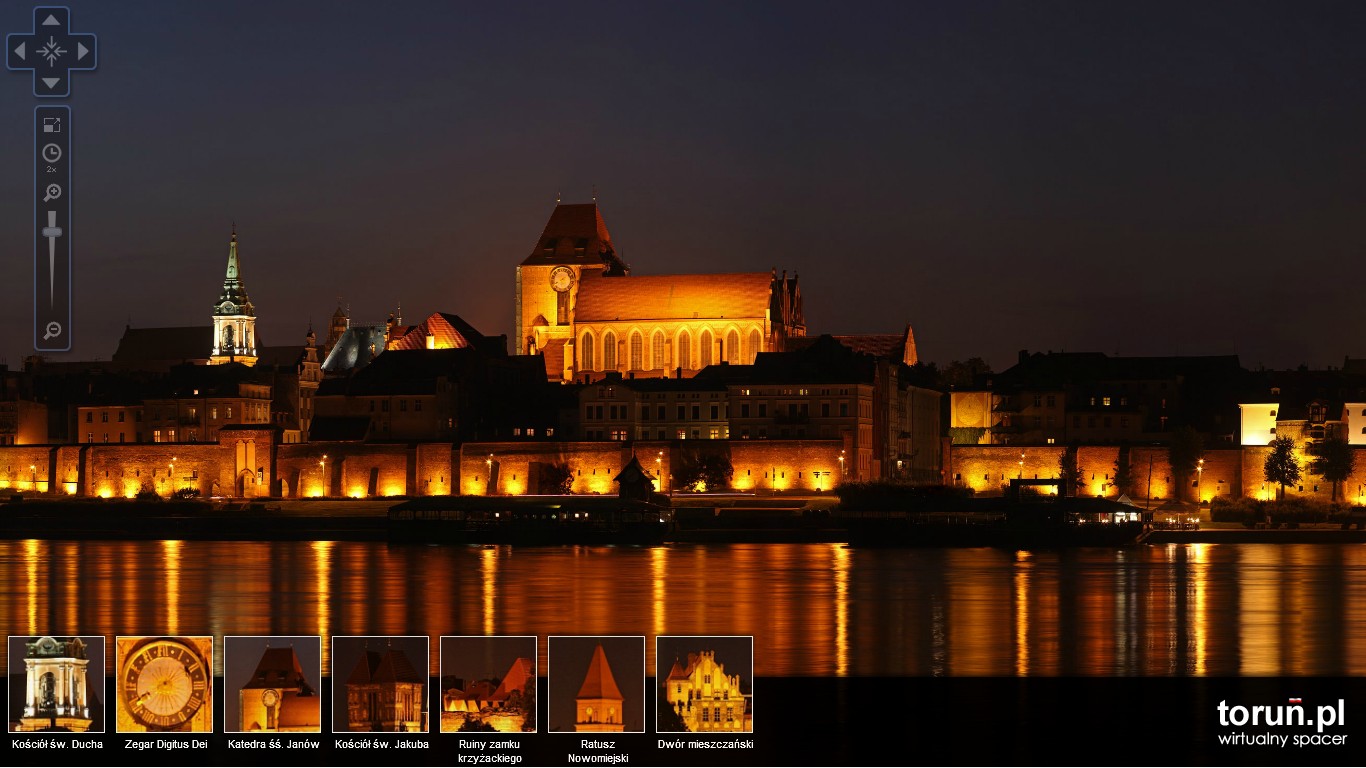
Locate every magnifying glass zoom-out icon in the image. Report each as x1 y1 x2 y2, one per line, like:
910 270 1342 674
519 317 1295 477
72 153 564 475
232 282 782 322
43 321 61 341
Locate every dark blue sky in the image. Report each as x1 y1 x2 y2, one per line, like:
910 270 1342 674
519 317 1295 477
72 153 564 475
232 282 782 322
3 1 1364 370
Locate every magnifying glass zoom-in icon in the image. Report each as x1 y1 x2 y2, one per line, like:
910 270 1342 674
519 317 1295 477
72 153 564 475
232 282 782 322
43 321 61 341
43 184 61 203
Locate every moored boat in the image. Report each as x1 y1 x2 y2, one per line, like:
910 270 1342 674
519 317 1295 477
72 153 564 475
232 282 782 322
387 495 674 545
839 479 1151 548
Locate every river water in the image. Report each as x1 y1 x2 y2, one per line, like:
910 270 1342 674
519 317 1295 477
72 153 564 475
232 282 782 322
2 540 1364 678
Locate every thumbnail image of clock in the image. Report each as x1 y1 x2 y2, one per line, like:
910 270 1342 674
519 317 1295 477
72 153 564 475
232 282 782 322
116 636 213 733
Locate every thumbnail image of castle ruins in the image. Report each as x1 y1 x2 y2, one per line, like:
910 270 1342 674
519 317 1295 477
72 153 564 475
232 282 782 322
439 635 536 733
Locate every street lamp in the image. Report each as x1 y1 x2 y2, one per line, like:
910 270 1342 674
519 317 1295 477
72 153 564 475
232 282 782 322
1018 452 1025 480
487 453 494 493
1196 458 1204 505
29 464 36 491
319 454 327 497
838 450 846 482
656 451 663 493
169 457 177 493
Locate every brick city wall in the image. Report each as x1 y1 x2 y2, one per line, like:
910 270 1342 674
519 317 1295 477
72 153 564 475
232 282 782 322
948 445 1242 502
1241 445 1366 503
15 439 1366 503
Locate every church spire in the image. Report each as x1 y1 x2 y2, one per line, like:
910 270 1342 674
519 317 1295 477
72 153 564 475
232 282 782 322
225 224 240 281
210 226 258 366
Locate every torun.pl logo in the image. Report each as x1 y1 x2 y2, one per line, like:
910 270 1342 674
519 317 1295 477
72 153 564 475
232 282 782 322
1216 698 1348 748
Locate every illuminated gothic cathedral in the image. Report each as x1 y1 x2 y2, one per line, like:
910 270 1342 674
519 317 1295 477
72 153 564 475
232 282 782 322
238 644 321 733
516 203 806 382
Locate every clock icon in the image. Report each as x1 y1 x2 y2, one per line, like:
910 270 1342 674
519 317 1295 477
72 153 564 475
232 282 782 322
550 266 574 293
120 637 209 730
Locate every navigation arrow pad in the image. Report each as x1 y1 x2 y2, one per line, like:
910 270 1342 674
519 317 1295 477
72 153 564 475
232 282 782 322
6 7 97 97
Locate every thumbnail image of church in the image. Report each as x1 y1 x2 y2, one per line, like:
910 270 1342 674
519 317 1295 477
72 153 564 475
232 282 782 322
333 636 428 733
226 636 321 733
549 636 645 733
656 636 754 733
8 635 102 732
439 635 536 733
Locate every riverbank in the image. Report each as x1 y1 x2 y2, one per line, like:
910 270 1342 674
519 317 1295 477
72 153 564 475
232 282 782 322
5 495 1366 545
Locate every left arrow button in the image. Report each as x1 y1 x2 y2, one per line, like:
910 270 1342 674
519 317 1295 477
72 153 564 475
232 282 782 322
14 42 24 60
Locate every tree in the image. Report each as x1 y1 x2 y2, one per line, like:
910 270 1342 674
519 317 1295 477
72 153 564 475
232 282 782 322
1309 435 1355 502
1168 427 1205 503
542 462 574 494
1112 451 1136 497
1264 436 1301 501
677 454 733 492
1058 447 1085 496
938 358 992 389
460 716 496 732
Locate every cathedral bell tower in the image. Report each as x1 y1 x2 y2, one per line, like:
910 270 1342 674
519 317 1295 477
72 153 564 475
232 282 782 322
210 226 258 366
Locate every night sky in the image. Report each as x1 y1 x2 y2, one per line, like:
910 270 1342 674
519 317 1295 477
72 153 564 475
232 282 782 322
3 1 1365 371
439 635 536 688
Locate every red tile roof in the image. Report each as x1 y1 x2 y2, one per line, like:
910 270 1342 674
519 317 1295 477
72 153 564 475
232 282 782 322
491 657 534 701
521 203 617 267
346 648 423 686
541 337 567 380
574 270 774 323
576 643 624 701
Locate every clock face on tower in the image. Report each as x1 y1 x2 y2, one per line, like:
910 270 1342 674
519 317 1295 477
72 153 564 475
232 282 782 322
262 688 279 707
119 637 210 730
550 266 575 293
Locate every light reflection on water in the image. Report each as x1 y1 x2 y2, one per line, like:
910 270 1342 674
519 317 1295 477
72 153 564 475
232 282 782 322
2 540 1365 679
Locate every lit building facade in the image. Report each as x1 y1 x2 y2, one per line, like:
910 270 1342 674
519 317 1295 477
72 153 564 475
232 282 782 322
664 650 752 733
15 636 93 732
345 648 425 732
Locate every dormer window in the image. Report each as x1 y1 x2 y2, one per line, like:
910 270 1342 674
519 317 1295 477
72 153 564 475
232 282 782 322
1270 410 1276 417
542 238 558 252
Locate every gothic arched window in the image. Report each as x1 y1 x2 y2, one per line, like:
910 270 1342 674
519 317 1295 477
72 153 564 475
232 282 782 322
699 330 713 368
603 331 618 371
726 329 741 365
630 332 644 371
651 331 666 371
678 330 692 371
580 332 595 372
748 328 763 364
